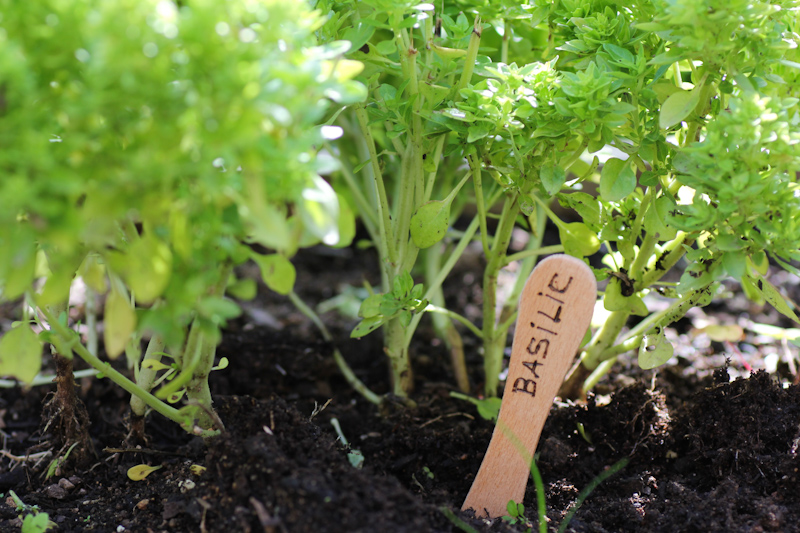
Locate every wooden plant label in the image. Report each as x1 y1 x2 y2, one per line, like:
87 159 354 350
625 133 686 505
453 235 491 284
462 254 596 518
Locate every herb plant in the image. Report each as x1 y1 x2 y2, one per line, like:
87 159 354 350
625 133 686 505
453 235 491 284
322 0 800 399
0 0 361 449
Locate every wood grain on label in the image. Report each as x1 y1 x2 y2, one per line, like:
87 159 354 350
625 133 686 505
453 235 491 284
462 254 597 518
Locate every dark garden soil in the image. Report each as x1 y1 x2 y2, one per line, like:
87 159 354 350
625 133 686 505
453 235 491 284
2 242 800 532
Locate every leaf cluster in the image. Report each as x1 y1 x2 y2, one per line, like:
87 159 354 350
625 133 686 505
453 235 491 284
0 0 363 383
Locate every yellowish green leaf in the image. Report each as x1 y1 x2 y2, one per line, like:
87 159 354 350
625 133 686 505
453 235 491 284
659 86 702 129
560 223 600 257
252 253 296 295
638 331 674 369
79 254 107 294
410 200 450 249
127 464 162 481
125 235 173 304
104 289 137 359
693 324 744 342
0 325 42 383
747 273 800 324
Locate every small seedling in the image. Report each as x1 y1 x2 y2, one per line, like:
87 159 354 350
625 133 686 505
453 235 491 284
44 441 79 479
576 422 593 445
330 418 364 469
502 500 530 527
8 490 56 533
450 392 501 422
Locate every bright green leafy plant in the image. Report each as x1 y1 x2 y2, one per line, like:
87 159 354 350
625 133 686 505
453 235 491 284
552 0 800 396
318 1 571 399
316 1 491 398
322 0 800 400
0 0 361 452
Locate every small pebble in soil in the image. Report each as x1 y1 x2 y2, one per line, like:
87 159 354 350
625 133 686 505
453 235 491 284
45 484 67 499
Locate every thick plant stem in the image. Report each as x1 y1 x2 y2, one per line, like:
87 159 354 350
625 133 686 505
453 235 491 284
43 300 92 465
184 331 217 429
560 238 699 399
582 310 631 371
384 317 413 396
482 195 521 397
637 232 689 291
497 204 548 326
559 307 629 399
128 334 165 444
130 334 166 418
354 105 395 274
456 15 482 94
469 151 491 258
34 301 222 438
183 263 232 430
425 247 469 392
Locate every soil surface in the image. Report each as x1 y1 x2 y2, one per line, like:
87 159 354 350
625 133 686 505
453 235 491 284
1 242 800 532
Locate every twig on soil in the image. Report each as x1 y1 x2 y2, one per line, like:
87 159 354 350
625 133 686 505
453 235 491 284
0 449 52 469
103 447 189 457
250 497 280 531
309 399 332 421
196 497 212 533
419 412 475 428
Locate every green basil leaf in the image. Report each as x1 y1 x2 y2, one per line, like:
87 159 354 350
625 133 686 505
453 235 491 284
599 158 636 202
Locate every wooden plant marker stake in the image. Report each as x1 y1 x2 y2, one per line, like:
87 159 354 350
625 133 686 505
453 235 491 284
462 254 596 518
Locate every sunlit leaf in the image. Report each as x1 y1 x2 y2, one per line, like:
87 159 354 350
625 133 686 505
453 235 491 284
330 194 356 249
599 158 636 202
638 331 674 369
124 235 173 304
560 223 600 257
252 253 296 295
693 324 744 342
0 325 42 383
358 294 383 318
410 200 450 249
298 175 341 247
79 254 107 294
141 359 172 372
351 316 383 338
104 289 137 359
659 87 702 129
747 273 800 324
540 162 566 196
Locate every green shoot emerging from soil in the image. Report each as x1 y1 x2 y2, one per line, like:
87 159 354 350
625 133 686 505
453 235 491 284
9 491 56 533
